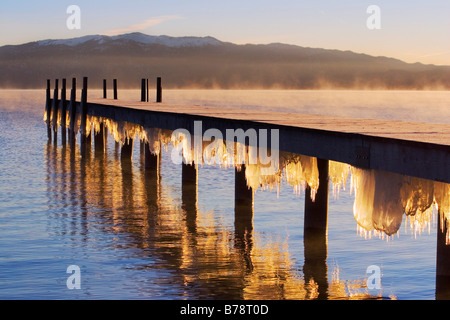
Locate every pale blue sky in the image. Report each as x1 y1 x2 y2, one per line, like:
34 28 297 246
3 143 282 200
1 0 449 65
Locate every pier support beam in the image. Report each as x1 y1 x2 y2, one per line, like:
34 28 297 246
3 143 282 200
60 78 67 144
121 138 133 160
141 79 146 102
234 165 254 244
146 78 149 102
144 143 160 210
235 165 253 208
182 162 198 234
144 143 160 170
436 212 450 299
68 78 77 145
103 79 107 99
303 158 329 299
156 77 162 103
94 123 106 154
234 165 254 270
80 77 89 156
45 79 51 140
304 158 329 237
113 79 118 100
303 225 328 300
52 79 59 142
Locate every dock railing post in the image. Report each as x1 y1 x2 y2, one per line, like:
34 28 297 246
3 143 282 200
141 78 146 102
52 79 59 141
146 78 149 102
113 79 118 100
80 77 89 156
68 78 77 144
156 77 162 103
103 79 107 99
46 79 51 140
60 78 67 143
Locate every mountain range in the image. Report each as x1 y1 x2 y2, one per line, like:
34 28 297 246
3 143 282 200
1 32 449 90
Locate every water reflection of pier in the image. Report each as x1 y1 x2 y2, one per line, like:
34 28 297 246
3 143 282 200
44 78 450 299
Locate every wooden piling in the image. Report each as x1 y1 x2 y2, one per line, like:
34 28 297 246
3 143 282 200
121 138 133 160
234 165 254 253
103 79 107 99
68 78 77 143
156 77 162 103
113 79 118 100
303 159 329 299
146 78 149 102
145 143 160 170
235 165 253 207
46 79 51 139
80 77 89 156
182 163 197 184
303 221 328 300
182 163 198 234
304 158 329 237
141 79 146 102
94 123 105 154
52 79 59 136
60 78 67 143
436 212 450 299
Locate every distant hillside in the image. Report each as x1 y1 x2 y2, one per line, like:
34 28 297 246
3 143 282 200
1 32 449 89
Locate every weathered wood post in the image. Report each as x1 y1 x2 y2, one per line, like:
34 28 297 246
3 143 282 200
121 138 133 160
145 143 160 170
156 77 162 103
80 77 89 156
146 78 149 102
234 165 254 251
436 212 450 299
303 224 329 300
304 158 329 236
140 140 145 157
182 162 198 234
235 165 253 207
141 79 146 102
113 79 118 100
52 79 59 141
68 78 77 144
94 123 105 154
103 79 107 99
303 157 329 300
45 79 51 140
60 78 67 143
143 144 161 223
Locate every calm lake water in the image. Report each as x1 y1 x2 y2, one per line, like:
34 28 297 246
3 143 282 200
0 89 449 300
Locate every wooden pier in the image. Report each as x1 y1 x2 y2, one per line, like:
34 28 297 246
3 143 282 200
44 77 450 299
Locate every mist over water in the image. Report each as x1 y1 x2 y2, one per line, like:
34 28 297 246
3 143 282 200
104 89 450 125
0 89 448 300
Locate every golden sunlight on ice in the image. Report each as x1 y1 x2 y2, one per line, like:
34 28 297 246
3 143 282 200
48 112 450 242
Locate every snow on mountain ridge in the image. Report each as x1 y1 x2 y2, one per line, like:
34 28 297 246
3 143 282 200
36 33 222 47
37 35 106 46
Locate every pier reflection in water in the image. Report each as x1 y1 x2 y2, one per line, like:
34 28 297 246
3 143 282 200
44 110 450 300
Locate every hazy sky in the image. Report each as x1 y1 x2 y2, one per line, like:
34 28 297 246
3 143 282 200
1 0 449 65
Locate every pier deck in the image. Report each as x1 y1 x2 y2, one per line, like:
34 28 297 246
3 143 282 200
86 97 450 183
90 98 450 146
